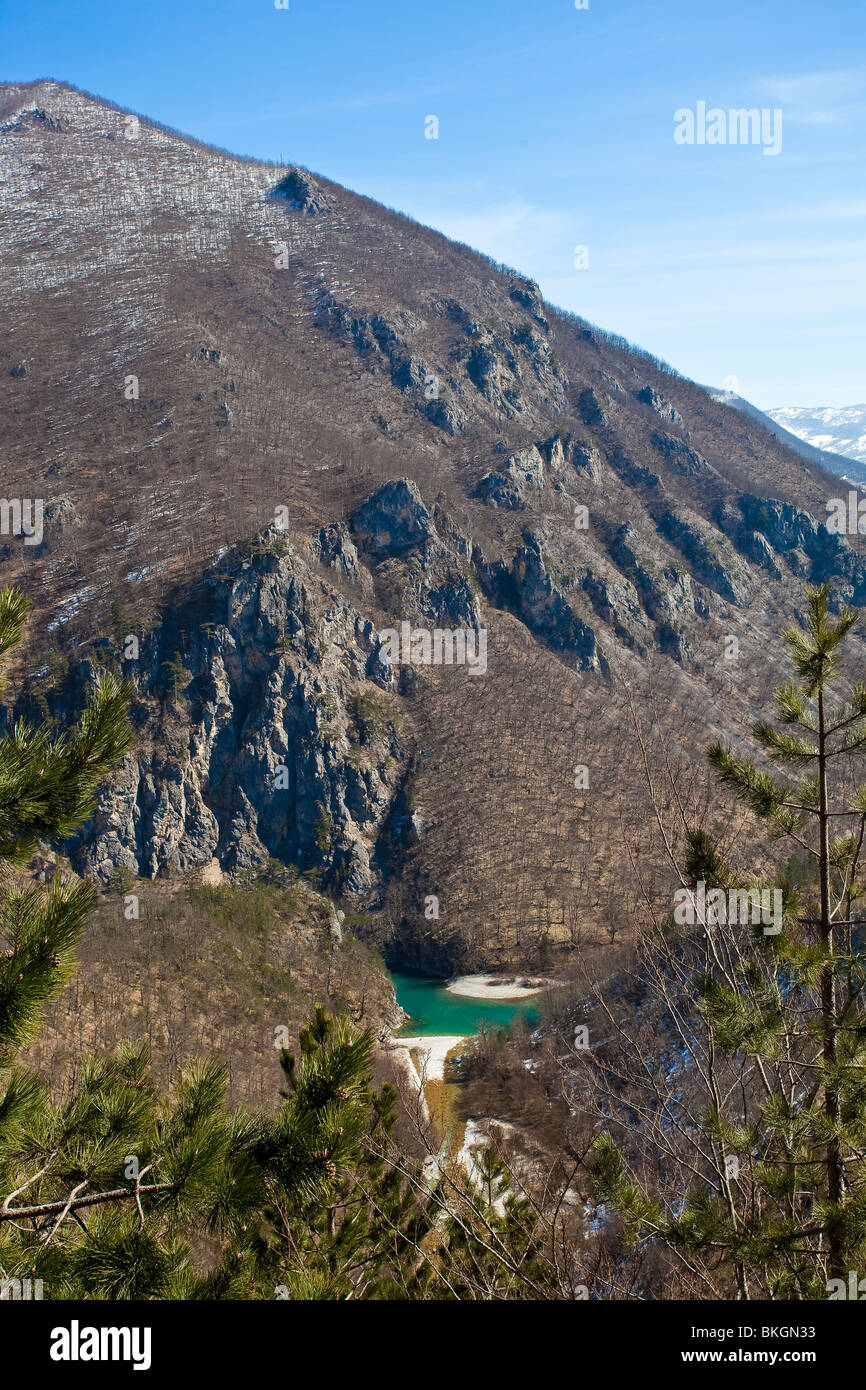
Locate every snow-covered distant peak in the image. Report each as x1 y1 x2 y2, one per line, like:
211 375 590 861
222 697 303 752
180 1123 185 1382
767 405 866 466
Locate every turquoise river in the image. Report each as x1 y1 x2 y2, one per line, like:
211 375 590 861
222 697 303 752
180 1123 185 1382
391 970 540 1037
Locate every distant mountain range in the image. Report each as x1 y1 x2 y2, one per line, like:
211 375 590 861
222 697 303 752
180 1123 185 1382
709 390 866 484
767 405 866 469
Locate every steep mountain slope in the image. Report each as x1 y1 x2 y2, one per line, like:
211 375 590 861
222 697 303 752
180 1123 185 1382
3 78 866 971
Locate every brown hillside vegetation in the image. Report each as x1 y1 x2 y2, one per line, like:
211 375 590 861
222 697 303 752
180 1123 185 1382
2 79 865 970
21 866 402 1111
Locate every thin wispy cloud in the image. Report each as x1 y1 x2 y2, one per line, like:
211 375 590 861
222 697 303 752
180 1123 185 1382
414 200 580 273
759 65 866 123
203 87 436 132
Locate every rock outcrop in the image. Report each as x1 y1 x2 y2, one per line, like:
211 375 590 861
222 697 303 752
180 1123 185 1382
271 167 331 215
351 478 436 557
636 384 683 425
651 431 712 479
475 445 546 510
68 530 408 893
716 495 866 603
657 509 748 604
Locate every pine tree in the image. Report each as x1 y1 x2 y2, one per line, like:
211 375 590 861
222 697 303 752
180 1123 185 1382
591 585 866 1298
0 586 134 1060
233 1005 437 1300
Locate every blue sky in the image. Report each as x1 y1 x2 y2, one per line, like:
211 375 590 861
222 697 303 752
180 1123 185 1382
3 0 863 408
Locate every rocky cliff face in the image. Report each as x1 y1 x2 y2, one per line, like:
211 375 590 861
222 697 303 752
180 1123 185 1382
62 476 486 906
68 527 406 890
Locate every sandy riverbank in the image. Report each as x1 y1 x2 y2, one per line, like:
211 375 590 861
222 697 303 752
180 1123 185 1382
445 974 551 1000
389 1034 465 1082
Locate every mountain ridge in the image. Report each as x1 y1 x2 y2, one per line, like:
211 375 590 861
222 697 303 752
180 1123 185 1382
3 76 866 970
